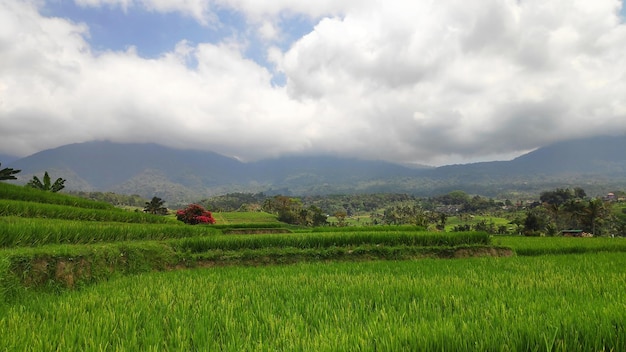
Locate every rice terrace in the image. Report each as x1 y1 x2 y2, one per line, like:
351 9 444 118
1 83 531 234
1 181 626 351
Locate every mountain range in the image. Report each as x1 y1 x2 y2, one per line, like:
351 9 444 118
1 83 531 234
3 135 625 203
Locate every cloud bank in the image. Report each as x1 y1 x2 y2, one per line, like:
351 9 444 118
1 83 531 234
1 0 625 165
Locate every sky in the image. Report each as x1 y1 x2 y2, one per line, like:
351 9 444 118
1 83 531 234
1 0 625 166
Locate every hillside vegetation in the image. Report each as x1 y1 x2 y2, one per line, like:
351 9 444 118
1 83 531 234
2 181 626 350
0 182 503 304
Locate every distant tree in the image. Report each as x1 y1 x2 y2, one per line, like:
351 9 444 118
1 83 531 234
67 191 147 207
573 187 587 199
278 210 298 224
334 210 348 227
523 208 548 236
580 198 610 236
464 195 493 212
436 190 470 206
308 205 328 227
176 204 216 225
382 207 401 225
26 171 65 192
509 216 525 235
539 187 589 233
436 212 448 231
543 202 562 232
263 195 325 226
203 192 267 212
0 163 20 180
540 188 583 206
144 196 168 215
562 199 586 229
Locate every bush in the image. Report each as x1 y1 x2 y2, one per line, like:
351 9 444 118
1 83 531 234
176 204 216 225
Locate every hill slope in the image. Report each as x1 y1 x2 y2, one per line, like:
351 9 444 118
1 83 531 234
7 141 422 200
5 135 626 200
427 135 626 179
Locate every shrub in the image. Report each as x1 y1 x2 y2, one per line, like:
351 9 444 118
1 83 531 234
176 204 216 225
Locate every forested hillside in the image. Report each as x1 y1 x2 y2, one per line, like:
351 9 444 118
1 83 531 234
4 135 625 202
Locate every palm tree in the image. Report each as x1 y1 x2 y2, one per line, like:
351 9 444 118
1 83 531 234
581 198 609 236
26 172 66 192
144 196 168 215
543 202 565 232
0 163 20 180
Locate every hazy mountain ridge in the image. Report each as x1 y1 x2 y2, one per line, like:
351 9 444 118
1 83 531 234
0 154 19 165
426 135 626 179
4 136 625 202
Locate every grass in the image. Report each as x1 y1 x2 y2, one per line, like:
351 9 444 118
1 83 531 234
494 235 626 255
0 199 175 223
0 231 497 300
301 225 426 233
0 216 218 248
212 211 281 225
3 183 626 350
1 253 624 351
171 231 491 253
0 182 114 210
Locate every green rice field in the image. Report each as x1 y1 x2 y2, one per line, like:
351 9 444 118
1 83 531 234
2 182 626 350
212 211 281 225
495 235 626 255
1 253 624 351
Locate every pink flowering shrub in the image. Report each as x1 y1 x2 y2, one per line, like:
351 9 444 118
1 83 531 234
176 204 216 225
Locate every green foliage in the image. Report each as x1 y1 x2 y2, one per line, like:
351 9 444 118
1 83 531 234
202 192 416 216
540 187 584 206
143 196 168 215
436 190 470 205
263 196 328 226
579 198 611 235
67 191 148 207
376 204 448 228
201 192 268 212
531 187 615 236
300 193 415 216
26 171 66 192
523 208 549 235
0 163 20 181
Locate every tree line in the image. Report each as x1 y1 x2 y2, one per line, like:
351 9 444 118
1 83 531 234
517 188 620 236
3 163 624 234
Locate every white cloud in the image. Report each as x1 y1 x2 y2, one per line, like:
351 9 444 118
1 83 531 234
278 0 626 162
1 0 626 166
0 0 314 159
257 20 280 41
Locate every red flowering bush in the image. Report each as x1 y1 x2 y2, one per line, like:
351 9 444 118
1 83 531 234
176 204 216 225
